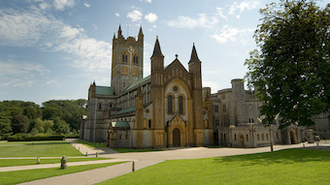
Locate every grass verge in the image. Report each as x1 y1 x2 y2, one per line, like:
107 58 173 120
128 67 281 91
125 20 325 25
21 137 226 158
0 157 110 167
0 141 83 157
97 149 330 185
0 162 125 185
76 140 107 148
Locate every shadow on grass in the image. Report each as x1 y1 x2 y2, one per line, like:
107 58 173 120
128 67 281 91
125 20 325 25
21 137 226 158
213 148 330 166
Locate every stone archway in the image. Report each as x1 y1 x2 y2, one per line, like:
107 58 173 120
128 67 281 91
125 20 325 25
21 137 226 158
173 128 181 147
290 129 298 144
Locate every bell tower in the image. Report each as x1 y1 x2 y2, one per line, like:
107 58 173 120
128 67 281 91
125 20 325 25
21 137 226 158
111 25 144 95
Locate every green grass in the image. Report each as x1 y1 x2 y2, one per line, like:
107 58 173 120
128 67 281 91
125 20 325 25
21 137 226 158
0 157 110 167
0 141 83 157
76 140 107 148
98 149 330 185
0 162 125 185
112 148 163 153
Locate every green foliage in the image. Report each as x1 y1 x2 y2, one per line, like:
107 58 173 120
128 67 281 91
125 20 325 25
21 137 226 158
11 115 29 134
0 99 86 136
0 162 124 185
245 0 330 128
43 100 86 131
0 141 82 157
6 133 65 141
99 149 330 185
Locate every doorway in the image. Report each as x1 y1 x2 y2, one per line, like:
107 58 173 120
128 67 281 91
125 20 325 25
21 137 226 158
173 128 181 147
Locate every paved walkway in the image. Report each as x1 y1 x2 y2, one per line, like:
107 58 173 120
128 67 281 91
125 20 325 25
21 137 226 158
3 141 325 185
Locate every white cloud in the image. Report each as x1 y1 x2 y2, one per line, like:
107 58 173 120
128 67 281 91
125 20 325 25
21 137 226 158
127 10 143 22
145 13 158 23
216 7 228 21
229 1 260 17
202 81 221 93
0 7 112 73
210 25 254 44
84 3 91 8
53 0 76 10
146 0 152 3
167 14 218 29
115 13 120 17
0 61 49 87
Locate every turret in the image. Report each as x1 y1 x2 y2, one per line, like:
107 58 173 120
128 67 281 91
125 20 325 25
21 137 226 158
188 43 202 89
150 36 164 75
138 25 144 44
117 25 123 39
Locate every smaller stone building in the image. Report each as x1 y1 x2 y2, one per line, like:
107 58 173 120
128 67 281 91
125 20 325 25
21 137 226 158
211 79 309 147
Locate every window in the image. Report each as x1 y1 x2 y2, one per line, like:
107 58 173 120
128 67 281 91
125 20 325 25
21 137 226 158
224 133 226 142
222 94 225 99
246 134 249 141
98 103 102 110
223 104 226 113
266 134 269 140
276 132 279 139
262 134 264 140
249 118 255 123
122 53 128 63
133 54 138 64
234 134 237 141
109 103 112 108
257 134 260 140
179 96 184 114
168 95 173 114
215 105 219 113
148 120 152 128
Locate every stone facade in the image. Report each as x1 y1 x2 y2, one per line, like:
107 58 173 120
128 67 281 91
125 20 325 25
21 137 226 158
80 26 213 148
80 25 328 148
211 79 310 147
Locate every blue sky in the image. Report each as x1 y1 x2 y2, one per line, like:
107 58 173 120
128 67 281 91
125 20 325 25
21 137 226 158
0 0 284 105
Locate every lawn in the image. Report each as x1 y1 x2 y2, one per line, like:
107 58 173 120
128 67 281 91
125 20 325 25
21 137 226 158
0 157 110 167
0 162 125 185
98 148 330 185
0 141 83 157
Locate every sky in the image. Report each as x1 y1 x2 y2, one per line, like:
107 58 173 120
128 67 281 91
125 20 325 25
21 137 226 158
0 0 298 105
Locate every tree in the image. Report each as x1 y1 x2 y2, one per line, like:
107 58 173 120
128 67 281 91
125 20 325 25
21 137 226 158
11 115 29 134
245 0 330 128
0 105 11 139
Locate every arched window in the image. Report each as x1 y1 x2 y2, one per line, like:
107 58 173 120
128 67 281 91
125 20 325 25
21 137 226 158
133 54 138 64
168 95 173 114
179 96 184 114
122 53 128 63
98 103 102 110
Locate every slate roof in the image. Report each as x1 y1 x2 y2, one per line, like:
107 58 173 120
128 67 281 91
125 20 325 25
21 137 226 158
116 107 136 115
96 86 115 96
111 122 130 128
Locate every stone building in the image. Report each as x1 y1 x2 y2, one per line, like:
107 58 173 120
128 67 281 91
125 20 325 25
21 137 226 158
211 79 311 147
80 26 214 148
80 25 327 149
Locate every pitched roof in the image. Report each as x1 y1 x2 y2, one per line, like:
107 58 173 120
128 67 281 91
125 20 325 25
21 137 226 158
125 75 151 91
95 86 115 96
111 122 130 128
116 107 136 115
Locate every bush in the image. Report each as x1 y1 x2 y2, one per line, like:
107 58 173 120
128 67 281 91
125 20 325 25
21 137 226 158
7 133 65 141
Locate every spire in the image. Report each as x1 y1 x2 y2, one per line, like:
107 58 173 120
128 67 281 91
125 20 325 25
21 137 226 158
189 43 201 64
138 25 143 36
117 24 122 37
151 36 164 58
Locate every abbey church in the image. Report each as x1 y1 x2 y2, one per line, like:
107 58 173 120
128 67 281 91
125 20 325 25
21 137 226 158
81 26 328 148
80 26 214 148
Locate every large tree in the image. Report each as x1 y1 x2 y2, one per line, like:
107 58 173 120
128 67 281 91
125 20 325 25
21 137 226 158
245 0 330 128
